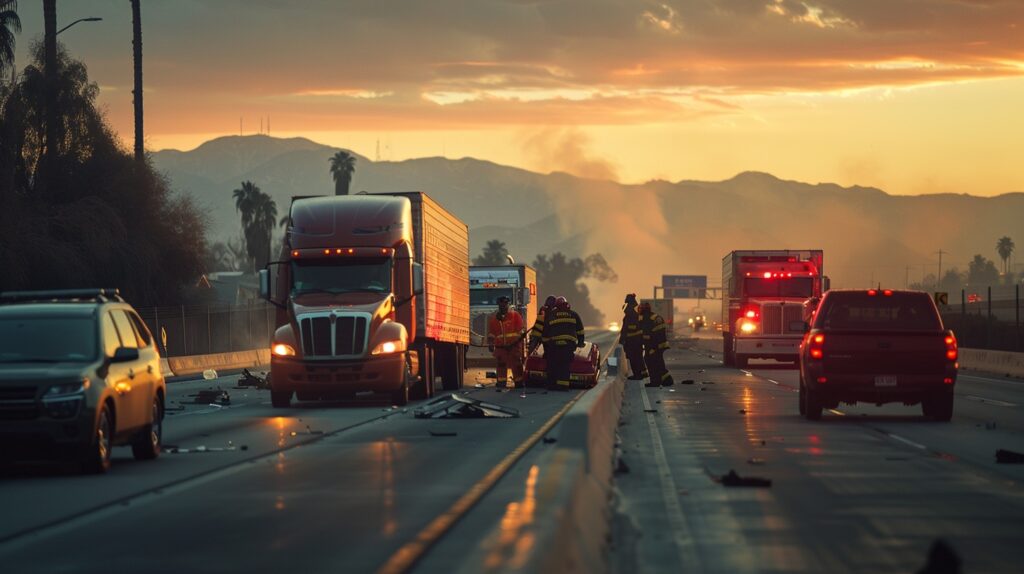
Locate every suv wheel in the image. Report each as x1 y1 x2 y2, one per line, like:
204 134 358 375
924 394 954 422
798 375 806 416
132 397 163 460
82 404 113 474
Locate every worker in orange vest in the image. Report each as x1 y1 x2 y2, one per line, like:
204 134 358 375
488 296 527 388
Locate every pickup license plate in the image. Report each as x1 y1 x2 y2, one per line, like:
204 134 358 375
875 376 897 387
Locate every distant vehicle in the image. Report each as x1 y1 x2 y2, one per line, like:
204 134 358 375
607 321 620 332
721 250 827 367
261 192 470 407
798 289 958 421
469 265 537 347
525 342 601 388
0 289 165 473
688 309 707 331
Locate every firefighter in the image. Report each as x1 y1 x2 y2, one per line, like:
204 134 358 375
528 296 557 355
619 293 648 381
541 296 585 390
488 296 526 389
639 301 674 388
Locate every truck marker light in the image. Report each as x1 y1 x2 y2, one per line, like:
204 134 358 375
291 250 300 258
272 343 296 357
883 289 893 296
745 310 757 319
323 249 331 255
867 289 878 296
763 272 772 279
348 248 355 254
335 248 343 254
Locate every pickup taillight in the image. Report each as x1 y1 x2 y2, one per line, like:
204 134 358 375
808 333 825 360
945 332 958 361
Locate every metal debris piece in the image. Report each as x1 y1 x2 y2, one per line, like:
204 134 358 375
429 430 458 437
702 381 716 385
680 379 695 385
413 393 520 419
747 458 765 465
718 469 772 487
474 383 485 388
543 436 557 444
191 389 230 405
615 458 630 474
996 449 1024 464
643 409 658 413
236 368 269 389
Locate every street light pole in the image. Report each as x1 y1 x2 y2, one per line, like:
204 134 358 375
56 16 102 36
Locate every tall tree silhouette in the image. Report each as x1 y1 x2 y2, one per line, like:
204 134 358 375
473 239 509 266
131 0 143 162
233 181 277 272
996 236 1015 275
0 1 20 81
329 150 356 196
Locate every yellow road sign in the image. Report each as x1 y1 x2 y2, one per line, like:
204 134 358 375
934 292 949 306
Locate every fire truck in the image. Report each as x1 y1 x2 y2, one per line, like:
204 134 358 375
721 250 826 367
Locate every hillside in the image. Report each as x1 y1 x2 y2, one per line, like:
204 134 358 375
153 136 1024 314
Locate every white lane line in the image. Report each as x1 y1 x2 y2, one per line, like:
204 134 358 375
640 385 702 571
959 373 1024 385
827 409 845 416
167 403 248 417
964 395 1016 407
740 370 753 377
767 379 780 385
885 433 928 451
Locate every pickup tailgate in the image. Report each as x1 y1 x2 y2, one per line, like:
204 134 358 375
823 331 946 376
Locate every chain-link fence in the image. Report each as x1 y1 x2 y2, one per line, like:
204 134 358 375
135 302 276 358
940 285 1022 352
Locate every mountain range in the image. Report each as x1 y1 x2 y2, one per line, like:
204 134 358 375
152 135 1024 314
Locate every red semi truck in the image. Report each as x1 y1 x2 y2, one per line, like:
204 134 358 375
259 192 470 407
722 250 826 367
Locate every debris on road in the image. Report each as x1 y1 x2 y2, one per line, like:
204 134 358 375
917 539 962 574
191 389 230 405
717 469 772 487
543 436 557 444
413 393 520 419
236 368 270 389
680 379 695 385
202 369 218 380
429 430 458 437
643 409 658 413
615 458 630 474
474 383 485 388
747 458 765 465
996 449 1024 464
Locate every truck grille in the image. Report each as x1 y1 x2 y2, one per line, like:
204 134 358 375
0 387 39 420
761 303 804 335
298 313 370 359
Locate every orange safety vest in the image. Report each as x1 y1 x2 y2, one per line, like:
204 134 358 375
488 310 525 346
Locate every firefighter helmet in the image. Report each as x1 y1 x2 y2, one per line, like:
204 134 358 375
638 301 652 314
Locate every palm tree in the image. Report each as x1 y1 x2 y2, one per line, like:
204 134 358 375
232 181 260 271
131 0 143 162
996 236 1015 275
0 1 21 82
251 191 277 270
329 150 356 195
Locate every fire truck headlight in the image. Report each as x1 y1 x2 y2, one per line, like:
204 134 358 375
740 321 758 334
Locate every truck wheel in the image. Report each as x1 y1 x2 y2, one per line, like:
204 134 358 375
411 346 433 400
392 378 410 407
438 343 464 391
804 388 823 421
271 390 292 408
81 404 113 474
131 397 163 461
924 394 953 422
736 354 749 368
723 334 735 366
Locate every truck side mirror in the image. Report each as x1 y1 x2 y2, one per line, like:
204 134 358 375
259 269 270 300
412 262 424 296
519 287 531 305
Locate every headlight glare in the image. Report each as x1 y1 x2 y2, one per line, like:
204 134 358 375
371 339 406 355
272 343 296 357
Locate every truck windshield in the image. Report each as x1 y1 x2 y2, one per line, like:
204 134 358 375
291 257 392 295
0 317 97 363
471 288 515 306
743 277 814 298
815 292 942 332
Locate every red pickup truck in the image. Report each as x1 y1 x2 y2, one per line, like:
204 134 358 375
798 289 958 421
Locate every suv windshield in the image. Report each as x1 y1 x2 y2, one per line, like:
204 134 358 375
471 288 515 306
291 257 392 295
743 277 814 298
815 292 942 332
0 317 98 362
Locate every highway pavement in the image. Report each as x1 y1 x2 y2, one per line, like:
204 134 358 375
612 332 1024 573
0 330 620 574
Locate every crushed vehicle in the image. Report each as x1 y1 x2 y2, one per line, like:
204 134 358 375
525 342 601 388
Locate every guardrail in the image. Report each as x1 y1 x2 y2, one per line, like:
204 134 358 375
161 349 270 378
959 348 1024 379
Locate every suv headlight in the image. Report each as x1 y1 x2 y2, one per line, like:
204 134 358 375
371 339 407 356
43 379 90 399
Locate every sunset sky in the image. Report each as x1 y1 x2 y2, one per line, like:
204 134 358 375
13 0 1024 195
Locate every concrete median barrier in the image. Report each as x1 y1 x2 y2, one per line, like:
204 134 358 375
960 348 1024 379
166 349 269 378
461 346 626 573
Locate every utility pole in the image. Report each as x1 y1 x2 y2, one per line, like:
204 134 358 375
906 265 911 288
43 0 58 197
131 0 144 163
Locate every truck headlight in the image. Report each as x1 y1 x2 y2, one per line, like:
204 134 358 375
272 343 296 357
371 339 406 355
740 321 758 334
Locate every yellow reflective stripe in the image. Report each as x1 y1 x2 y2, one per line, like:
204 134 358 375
652 324 666 332
548 318 577 326
625 332 643 338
